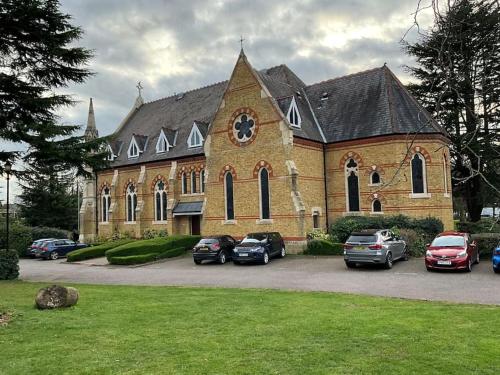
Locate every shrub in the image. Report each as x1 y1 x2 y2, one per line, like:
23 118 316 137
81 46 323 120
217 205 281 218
31 226 69 241
109 253 157 265
157 247 186 259
456 219 500 234
143 229 168 239
399 229 428 257
472 234 500 259
306 229 335 242
303 240 344 255
0 249 19 280
67 239 135 262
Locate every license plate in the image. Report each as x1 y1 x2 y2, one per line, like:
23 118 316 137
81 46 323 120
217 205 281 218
355 246 365 250
437 260 452 266
239 253 248 257
199 247 209 252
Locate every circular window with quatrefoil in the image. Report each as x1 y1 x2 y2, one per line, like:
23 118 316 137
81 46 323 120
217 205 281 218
227 107 259 147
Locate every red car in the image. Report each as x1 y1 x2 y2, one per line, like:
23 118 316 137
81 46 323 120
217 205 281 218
425 231 479 272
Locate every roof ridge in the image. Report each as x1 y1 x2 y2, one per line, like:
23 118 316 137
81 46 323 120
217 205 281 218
306 66 383 89
144 79 228 105
257 69 294 88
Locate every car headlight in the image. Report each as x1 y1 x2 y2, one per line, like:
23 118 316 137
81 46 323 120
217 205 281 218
457 250 467 258
250 248 260 252
233 249 238 253
425 250 433 257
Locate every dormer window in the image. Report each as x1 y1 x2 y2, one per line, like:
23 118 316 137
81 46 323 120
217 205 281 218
106 144 115 161
187 123 203 148
286 96 302 128
127 137 140 158
156 130 171 153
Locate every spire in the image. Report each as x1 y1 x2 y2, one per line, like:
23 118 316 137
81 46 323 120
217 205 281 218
84 98 98 141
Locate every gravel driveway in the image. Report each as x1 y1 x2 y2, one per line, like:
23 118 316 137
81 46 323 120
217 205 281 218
18 255 499 305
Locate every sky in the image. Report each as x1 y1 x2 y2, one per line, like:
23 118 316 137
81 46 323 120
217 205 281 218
1 0 436 202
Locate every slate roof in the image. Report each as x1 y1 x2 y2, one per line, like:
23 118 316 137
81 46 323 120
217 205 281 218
104 60 445 168
173 201 204 215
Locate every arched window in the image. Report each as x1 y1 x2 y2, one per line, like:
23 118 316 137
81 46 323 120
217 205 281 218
200 169 205 193
101 187 111 222
154 181 167 222
345 158 360 212
443 153 448 195
181 172 187 194
372 199 382 213
370 171 380 185
411 153 426 194
259 168 270 219
224 172 234 220
126 184 137 222
191 171 197 194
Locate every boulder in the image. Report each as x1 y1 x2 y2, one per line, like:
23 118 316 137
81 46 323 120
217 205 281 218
35 285 79 309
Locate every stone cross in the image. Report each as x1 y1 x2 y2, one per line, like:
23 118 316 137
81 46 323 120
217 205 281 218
136 81 143 96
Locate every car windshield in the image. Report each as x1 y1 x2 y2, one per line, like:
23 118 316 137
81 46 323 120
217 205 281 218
431 236 465 247
347 235 377 244
198 239 217 245
241 234 267 244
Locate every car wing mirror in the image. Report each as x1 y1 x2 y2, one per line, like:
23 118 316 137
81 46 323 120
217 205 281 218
426 243 431 247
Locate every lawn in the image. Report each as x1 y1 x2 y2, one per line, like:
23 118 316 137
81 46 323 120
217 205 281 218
1 282 499 374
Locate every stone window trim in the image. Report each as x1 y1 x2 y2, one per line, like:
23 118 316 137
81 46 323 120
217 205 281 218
106 144 115 161
442 152 449 197
222 219 237 225
152 220 168 225
227 107 260 147
127 136 141 158
345 158 361 213
371 198 383 213
409 192 432 199
187 122 203 148
410 152 429 196
156 129 172 153
125 183 137 222
154 180 168 222
256 219 274 225
100 185 111 223
286 96 302 128
224 171 235 221
258 167 271 220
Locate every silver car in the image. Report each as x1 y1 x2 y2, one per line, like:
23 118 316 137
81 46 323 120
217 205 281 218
343 229 408 269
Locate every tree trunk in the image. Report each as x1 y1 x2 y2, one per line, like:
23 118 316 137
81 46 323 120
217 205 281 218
464 174 483 221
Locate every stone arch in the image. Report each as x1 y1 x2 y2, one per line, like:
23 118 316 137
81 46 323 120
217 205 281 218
219 164 237 182
405 145 432 164
339 151 364 169
252 160 274 179
122 178 137 194
150 174 168 193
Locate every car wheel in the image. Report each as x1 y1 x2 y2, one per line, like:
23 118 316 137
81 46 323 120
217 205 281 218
494 267 500 274
384 252 393 269
465 257 472 272
426 266 432 272
193 259 202 265
218 252 226 264
262 251 269 265
402 246 410 261
474 251 480 264
279 246 286 258
345 261 357 269
50 252 59 260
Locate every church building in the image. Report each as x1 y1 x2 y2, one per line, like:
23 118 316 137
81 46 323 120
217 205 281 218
79 50 453 251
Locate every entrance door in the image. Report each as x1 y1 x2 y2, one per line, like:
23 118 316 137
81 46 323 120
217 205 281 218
191 215 201 235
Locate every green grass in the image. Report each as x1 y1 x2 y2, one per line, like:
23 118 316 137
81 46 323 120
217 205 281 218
1 281 499 374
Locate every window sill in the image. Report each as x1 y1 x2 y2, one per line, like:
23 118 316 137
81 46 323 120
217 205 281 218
342 211 364 217
152 221 168 225
444 193 450 198
124 221 137 225
256 219 274 225
222 220 237 225
99 222 110 225
369 212 384 215
368 183 382 187
181 193 205 197
409 193 431 199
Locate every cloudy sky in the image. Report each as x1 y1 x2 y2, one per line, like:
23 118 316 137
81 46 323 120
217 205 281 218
1 0 436 201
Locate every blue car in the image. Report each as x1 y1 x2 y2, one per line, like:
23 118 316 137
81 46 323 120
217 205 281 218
35 239 88 260
493 241 500 274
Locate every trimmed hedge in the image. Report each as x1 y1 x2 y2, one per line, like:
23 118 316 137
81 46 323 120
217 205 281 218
304 240 344 255
106 236 200 265
0 249 19 280
108 247 187 265
157 247 186 260
329 215 444 243
66 239 135 262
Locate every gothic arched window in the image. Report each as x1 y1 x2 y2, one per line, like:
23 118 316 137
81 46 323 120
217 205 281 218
411 153 426 194
345 158 360 212
200 169 205 193
224 172 234 220
154 181 167 222
126 184 137 222
181 172 187 194
372 199 382 213
191 171 197 194
370 171 380 185
443 153 448 195
259 168 270 219
101 187 111 223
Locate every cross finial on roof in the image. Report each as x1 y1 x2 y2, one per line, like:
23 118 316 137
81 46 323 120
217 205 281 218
136 81 143 97
239 35 245 51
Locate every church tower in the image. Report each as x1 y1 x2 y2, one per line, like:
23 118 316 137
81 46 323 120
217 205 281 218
79 98 99 242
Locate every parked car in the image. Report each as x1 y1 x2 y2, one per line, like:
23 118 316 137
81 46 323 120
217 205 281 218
192 235 237 265
425 231 479 272
36 239 88 260
26 238 55 258
343 229 408 269
232 232 285 265
492 241 500 274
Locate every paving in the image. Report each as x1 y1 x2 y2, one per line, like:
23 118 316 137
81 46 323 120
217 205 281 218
18 255 500 305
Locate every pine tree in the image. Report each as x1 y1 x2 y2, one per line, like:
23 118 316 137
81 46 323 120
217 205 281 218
0 0 107 175
404 0 500 221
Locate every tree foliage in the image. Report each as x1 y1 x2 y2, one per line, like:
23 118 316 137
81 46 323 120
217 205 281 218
0 0 107 175
404 0 500 221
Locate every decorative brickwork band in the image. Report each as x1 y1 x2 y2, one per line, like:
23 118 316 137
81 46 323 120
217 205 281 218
150 174 169 193
252 160 274 178
99 181 111 195
122 178 137 194
219 164 237 182
177 163 205 177
365 192 387 205
404 146 432 164
339 151 364 169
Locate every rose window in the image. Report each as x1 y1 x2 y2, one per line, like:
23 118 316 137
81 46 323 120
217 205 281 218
233 114 255 143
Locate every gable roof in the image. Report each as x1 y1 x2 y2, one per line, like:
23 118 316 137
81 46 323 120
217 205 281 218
104 58 445 168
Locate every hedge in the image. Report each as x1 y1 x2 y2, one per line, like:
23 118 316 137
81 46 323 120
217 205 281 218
66 239 135 262
456 219 500 234
329 215 443 243
471 234 500 259
0 249 19 280
106 236 200 264
304 240 344 255
108 247 187 265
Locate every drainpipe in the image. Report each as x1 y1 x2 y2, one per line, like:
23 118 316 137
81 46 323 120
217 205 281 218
322 143 329 231
94 172 99 238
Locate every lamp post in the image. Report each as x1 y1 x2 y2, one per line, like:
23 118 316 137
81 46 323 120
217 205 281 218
4 161 12 251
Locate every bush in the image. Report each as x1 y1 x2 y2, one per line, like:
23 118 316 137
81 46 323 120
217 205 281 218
306 229 336 242
31 226 69 241
143 229 168 239
329 215 444 243
399 229 428 257
157 247 186 259
109 253 158 265
0 249 19 280
106 235 200 264
472 234 500 259
456 219 500 234
67 239 135 262
303 240 344 255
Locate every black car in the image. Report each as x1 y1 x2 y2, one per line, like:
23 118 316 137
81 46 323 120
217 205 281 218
35 239 88 260
192 235 237 265
233 232 285 265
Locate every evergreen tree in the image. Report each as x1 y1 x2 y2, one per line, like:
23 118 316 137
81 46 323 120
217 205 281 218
0 0 107 175
404 0 500 221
